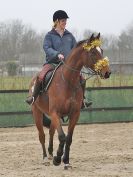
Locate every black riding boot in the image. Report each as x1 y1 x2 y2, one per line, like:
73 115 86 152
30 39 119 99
81 80 92 109
26 78 42 105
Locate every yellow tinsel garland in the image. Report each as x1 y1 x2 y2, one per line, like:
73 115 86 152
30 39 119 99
94 57 109 72
83 39 102 51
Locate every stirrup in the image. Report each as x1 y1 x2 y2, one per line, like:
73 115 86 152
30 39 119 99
25 96 35 105
84 100 92 108
81 100 92 109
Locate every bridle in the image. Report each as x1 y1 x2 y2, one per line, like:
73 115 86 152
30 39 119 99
60 38 109 78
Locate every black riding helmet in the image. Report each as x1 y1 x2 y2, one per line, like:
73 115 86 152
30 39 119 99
53 10 69 22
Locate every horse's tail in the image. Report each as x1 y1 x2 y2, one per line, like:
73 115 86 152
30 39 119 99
43 114 51 128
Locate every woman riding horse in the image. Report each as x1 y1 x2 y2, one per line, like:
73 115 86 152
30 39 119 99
26 10 92 108
26 30 111 169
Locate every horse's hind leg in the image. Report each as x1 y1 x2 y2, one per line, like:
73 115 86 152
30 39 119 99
42 114 55 159
32 106 49 165
48 123 55 159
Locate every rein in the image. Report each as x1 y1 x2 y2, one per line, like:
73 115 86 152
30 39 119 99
61 61 95 91
61 59 96 76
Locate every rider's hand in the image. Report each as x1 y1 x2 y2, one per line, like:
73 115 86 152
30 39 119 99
58 54 64 61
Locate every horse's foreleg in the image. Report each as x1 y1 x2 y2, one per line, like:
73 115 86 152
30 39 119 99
51 113 66 166
63 132 73 167
63 112 80 169
53 129 66 166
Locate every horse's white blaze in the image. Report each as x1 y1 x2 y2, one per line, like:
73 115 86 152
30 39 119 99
96 46 101 53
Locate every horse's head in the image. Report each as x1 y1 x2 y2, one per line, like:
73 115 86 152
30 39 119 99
81 33 111 79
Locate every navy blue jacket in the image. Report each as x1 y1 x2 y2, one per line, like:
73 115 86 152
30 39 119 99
43 29 76 63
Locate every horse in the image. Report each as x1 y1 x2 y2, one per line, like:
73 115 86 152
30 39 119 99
28 33 111 169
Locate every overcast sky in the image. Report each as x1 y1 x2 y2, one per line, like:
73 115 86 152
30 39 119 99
0 0 133 36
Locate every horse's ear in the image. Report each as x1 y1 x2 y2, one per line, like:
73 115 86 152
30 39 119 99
89 33 95 42
97 33 100 39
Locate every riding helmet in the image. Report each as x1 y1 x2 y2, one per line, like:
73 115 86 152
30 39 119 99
53 10 69 22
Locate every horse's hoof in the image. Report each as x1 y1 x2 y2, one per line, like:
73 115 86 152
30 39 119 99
43 157 50 166
53 156 61 166
64 164 72 170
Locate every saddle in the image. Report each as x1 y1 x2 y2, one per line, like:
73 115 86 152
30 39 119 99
39 63 62 91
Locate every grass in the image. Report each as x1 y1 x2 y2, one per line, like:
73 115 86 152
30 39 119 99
86 74 133 87
0 76 31 90
0 74 133 90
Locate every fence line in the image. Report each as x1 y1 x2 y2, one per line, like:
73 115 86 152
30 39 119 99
0 86 133 116
0 86 133 94
0 107 133 116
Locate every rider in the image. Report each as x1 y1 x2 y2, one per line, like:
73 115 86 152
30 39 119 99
26 10 92 108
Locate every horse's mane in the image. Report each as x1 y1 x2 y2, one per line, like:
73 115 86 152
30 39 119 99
76 33 101 48
76 39 87 47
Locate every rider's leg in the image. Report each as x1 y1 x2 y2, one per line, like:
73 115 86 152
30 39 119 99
80 76 92 109
25 77 42 105
26 64 55 105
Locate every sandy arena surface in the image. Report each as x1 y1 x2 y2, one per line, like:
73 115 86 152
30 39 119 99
0 123 133 177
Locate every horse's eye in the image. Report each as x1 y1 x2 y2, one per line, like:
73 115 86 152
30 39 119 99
91 51 96 55
90 49 95 54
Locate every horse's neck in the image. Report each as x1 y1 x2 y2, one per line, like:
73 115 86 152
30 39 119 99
63 49 83 84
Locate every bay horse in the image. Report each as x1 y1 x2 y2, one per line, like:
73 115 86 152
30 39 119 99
29 33 111 169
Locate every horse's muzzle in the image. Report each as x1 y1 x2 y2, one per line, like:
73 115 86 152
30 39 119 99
99 71 111 79
104 71 111 79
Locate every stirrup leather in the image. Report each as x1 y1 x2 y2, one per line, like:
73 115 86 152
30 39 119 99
31 97 35 105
